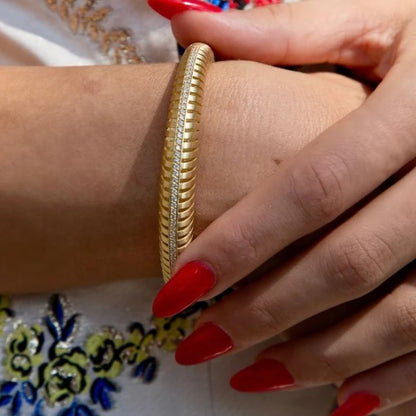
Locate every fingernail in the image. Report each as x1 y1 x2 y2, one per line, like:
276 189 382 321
175 322 233 365
254 0 281 6
148 0 222 19
230 359 295 392
330 392 380 416
152 261 216 317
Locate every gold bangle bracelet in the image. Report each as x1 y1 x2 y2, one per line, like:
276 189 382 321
158 43 214 282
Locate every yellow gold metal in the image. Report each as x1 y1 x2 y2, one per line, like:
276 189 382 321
158 43 214 282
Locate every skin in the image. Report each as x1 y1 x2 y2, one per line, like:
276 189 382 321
166 0 416 414
0 62 366 292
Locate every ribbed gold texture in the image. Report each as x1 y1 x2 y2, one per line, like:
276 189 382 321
158 43 214 282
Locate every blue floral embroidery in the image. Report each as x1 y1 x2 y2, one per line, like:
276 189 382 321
0 294 205 415
0 381 39 416
58 400 95 416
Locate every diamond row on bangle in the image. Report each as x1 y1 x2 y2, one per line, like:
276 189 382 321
158 43 215 282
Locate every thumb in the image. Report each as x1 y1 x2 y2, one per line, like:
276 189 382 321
171 0 399 69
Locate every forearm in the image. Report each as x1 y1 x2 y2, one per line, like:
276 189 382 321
0 62 367 292
0 63 174 291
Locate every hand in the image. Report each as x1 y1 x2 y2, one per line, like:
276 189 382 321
152 0 416 415
195 62 368 232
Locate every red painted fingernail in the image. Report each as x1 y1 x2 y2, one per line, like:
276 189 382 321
254 0 281 6
175 322 233 365
152 261 216 317
148 0 222 19
330 392 380 416
230 359 295 392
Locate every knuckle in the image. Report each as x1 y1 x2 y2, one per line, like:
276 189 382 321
393 295 416 345
208 216 262 279
402 358 416 388
325 234 390 297
314 353 349 382
263 2 281 21
263 2 292 25
286 155 348 226
225 219 261 265
246 299 283 334
262 3 295 64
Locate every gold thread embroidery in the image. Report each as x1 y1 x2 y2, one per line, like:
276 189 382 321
44 0 143 64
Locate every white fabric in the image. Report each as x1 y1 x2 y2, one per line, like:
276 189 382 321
0 0 178 65
0 1 335 415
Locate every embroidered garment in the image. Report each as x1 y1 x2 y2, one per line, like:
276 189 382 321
0 1 335 415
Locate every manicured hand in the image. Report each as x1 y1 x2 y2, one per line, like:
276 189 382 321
152 0 416 414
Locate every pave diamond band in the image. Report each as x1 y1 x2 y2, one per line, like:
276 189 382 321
158 43 214 282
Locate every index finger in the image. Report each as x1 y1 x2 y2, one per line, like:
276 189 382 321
171 0 415 72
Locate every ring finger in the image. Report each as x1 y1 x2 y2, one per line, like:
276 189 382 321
229 264 416 392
